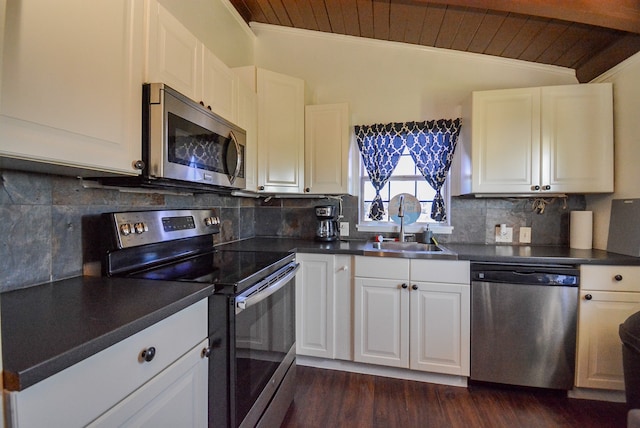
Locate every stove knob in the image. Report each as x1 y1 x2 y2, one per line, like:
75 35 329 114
120 223 132 236
205 217 213 226
134 222 147 234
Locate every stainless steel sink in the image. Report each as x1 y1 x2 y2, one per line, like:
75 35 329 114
362 241 457 259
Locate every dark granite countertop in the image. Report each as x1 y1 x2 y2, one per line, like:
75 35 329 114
1 276 214 391
215 237 640 266
5 238 638 393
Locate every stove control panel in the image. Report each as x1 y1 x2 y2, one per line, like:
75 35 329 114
108 209 220 248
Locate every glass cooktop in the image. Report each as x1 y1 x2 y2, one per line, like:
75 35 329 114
125 250 294 294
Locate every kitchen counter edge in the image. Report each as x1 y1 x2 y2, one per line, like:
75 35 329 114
1 276 214 392
216 238 640 265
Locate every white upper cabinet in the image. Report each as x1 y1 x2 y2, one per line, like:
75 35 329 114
235 78 259 192
541 84 613 193
452 83 613 195
305 103 352 194
0 0 145 175
146 0 200 102
201 48 237 123
146 0 237 123
256 68 306 193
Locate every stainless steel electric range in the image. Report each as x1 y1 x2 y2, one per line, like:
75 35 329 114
101 209 299 427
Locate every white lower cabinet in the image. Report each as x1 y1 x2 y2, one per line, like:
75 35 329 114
88 339 208 427
5 299 208 428
295 253 352 360
354 256 470 376
576 265 640 390
409 280 469 375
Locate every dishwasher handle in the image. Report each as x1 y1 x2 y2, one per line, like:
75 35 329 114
471 269 579 286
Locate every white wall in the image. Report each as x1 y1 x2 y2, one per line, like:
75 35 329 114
252 23 578 125
159 0 254 67
588 52 640 249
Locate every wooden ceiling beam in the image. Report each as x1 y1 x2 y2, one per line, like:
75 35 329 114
408 0 640 34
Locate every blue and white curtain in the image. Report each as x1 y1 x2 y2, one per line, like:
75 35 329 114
355 119 461 222
354 123 405 220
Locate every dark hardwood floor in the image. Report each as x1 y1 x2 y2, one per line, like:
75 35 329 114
281 366 629 428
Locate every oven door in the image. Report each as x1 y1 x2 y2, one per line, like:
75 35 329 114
233 263 298 428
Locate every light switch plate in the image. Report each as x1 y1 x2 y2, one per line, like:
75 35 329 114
520 227 532 244
495 226 513 243
339 222 349 237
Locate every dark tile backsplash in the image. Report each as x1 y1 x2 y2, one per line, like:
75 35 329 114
1 170 584 291
0 170 254 291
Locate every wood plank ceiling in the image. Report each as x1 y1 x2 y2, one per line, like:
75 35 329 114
228 0 640 82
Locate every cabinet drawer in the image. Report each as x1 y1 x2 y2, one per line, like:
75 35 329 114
7 299 208 428
355 256 409 280
581 265 640 292
410 260 470 284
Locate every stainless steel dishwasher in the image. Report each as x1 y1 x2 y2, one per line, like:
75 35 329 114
470 263 579 390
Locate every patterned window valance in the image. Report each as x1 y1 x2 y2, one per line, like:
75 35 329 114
355 118 461 222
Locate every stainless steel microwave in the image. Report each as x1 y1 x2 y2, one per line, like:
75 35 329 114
143 83 246 190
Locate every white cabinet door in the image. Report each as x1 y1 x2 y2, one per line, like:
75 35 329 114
201 46 237 123
455 83 613 195
147 0 237 124
576 290 640 390
146 0 200 101
541 83 613 193
409 281 470 376
88 339 208 428
257 68 305 193
236 79 258 192
354 277 409 368
296 254 335 358
296 254 352 360
470 88 541 194
304 103 351 194
0 0 144 175
333 255 353 361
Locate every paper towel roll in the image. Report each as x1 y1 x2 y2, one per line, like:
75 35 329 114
570 211 593 249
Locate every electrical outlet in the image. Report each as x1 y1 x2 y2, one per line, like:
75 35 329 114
495 226 513 243
519 227 532 244
339 222 349 237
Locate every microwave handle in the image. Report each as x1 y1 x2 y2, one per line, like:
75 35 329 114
228 130 242 185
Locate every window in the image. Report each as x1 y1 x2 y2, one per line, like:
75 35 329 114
359 147 451 228
354 119 461 233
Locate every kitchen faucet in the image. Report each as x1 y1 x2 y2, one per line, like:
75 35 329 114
398 194 405 242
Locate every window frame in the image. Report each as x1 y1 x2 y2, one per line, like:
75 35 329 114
356 152 454 235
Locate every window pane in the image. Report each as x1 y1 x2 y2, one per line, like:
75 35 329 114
389 181 416 197
416 180 436 201
418 202 433 222
394 155 416 176
363 181 377 201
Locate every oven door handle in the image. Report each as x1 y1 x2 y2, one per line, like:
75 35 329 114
235 263 300 314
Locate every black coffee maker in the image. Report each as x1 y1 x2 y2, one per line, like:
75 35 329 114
315 205 338 241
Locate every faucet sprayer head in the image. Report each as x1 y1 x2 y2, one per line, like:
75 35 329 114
398 194 405 217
